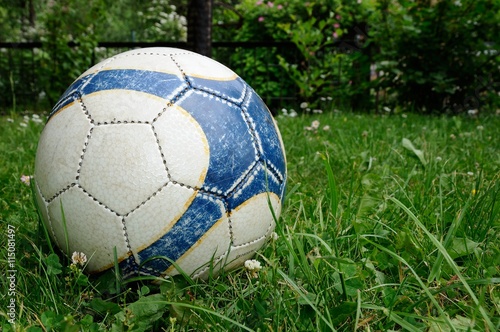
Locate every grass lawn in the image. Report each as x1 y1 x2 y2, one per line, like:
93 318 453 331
1 110 499 331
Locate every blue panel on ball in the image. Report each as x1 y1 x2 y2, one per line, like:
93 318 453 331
51 69 187 117
187 76 247 104
178 91 258 195
136 193 224 274
243 89 286 183
227 162 284 210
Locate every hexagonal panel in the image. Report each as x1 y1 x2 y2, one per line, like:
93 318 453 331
79 123 168 215
153 104 209 188
243 89 286 183
136 193 227 275
124 182 197 256
177 90 259 195
78 69 187 102
35 101 92 200
171 51 237 81
166 215 231 278
47 186 129 273
82 90 168 124
229 192 280 246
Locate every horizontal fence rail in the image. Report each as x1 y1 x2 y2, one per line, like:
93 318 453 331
0 41 348 112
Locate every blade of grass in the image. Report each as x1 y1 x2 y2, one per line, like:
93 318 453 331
361 236 457 331
360 303 427 332
428 199 470 282
278 269 336 331
388 196 495 331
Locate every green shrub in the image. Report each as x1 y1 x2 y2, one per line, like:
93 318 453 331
369 0 500 113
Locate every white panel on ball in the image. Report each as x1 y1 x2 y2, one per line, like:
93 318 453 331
35 102 91 200
230 192 280 246
82 91 168 124
47 186 129 272
153 105 209 188
78 124 168 215
124 182 197 256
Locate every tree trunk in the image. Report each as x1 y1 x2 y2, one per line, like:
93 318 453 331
187 0 213 57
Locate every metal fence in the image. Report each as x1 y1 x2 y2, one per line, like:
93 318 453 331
0 41 312 112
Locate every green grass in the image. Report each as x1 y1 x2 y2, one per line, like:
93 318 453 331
1 110 499 331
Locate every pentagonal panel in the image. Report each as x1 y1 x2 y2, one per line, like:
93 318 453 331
82 90 168 124
47 186 129 273
35 102 91 200
154 105 209 188
125 182 197 256
230 192 280 246
79 123 168 215
177 90 259 195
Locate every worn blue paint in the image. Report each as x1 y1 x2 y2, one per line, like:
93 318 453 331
187 76 247 104
50 70 187 117
177 91 259 195
135 193 224 274
226 161 284 210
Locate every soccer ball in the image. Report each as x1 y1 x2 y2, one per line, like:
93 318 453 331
34 47 286 279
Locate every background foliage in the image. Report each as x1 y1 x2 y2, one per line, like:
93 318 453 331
0 0 499 113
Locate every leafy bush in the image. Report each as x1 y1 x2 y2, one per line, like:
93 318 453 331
369 0 500 113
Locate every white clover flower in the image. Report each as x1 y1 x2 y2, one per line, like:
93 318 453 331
401 113 407 118
7 118 14 123
19 122 28 127
300 102 308 109
467 172 474 176
311 120 320 130
244 259 262 278
477 125 484 131
436 156 442 162
270 232 279 241
383 106 391 112
20 175 32 186
322 125 331 131
71 252 87 266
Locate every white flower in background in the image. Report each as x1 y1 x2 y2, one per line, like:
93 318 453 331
20 175 32 186
71 252 88 266
300 102 308 109
476 125 484 131
436 156 442 162
467 172 474 176
311 120 320 130
322 125 331 131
